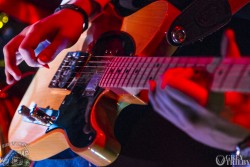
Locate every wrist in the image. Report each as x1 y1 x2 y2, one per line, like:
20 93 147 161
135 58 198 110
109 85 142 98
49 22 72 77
62 0 102 19
55 3 89 31
64 0 92 15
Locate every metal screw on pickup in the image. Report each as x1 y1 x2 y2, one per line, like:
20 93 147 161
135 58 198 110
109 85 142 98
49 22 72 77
170 26 186 44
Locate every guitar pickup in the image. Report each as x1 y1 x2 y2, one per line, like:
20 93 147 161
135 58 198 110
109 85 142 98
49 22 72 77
82 72 102 96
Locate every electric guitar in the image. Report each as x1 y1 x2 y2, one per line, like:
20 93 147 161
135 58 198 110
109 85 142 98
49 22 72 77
8 1 250 166
8 1 180 166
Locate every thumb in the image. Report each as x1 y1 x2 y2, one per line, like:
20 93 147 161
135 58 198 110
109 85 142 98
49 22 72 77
161 68 208 106
220 29 241 58
220 29 245 107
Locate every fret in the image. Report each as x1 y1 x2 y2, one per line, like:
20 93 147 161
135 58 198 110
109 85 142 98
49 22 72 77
120 57 136 86
157 57 171 73
99 66 109 86
211 58 233 92
186 57 198 67
134 57 150 88
110 57 125 87
127 57 144 87
150 57 167 80
176 57 189 67
131 57 150 87
141 57 160 87
113 58 127 87
139 58 161 87
220 63 246 91
137 57 154 88
97 56 250 93
206 58 221 73
196 57 213 68
167 57 179 69
100 66 112 87
117 57 132 87
235 64 250 92
100 57 117 87
147 57 162 79
154 57 171 82
107 57 122 87
131 57 148 88
138 57 153 88
138 57 172 88
121 58 138 87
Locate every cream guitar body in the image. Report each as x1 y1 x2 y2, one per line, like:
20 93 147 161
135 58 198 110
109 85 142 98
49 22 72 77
8 2 180 166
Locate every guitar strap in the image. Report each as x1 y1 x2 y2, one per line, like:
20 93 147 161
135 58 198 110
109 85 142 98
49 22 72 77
111 0 193 16
167 0 232 46
112 0 249 47
111 0 156 16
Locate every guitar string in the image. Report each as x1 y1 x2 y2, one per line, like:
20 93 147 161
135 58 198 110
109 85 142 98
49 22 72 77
53 60 166 77
53 54 250 90
50 64 209 85
51 72 250 88
52 64 227 82
50 57 250 86
51 65 157 85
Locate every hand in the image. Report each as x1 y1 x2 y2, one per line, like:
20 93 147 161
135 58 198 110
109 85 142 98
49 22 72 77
148 29 250 151
148 67 250 151
220 29 250 130
3 9 85 84
154 67 210 106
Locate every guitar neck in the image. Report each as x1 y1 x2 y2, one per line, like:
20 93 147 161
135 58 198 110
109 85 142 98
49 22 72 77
99 56 250 92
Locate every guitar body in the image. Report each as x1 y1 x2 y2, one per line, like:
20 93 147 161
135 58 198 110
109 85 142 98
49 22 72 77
8 1 180 166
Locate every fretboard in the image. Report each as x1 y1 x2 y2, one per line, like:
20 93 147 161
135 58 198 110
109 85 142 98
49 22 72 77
99 57 250 92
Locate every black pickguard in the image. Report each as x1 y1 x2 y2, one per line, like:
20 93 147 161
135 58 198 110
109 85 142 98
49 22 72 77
46 30 135 148
46 86 104 148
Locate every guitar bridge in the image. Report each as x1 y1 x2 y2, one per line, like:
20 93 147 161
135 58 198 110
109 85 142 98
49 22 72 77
18 103 60 126
49 52 89 89
82 72 103 96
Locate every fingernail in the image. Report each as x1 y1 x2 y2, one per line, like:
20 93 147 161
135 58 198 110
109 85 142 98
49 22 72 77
12 73 21 81
42 64 50 69
37 55 49 64
149 80 156 92
0 92 8 98
7 80 14 85
16 75 21 80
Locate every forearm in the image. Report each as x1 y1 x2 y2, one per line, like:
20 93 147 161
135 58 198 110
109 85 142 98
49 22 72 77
149 85 250 151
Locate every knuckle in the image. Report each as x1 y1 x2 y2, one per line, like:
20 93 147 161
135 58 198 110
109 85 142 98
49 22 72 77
27 23 41 34
5 67 14 77
3 43 12 54
24 60 36 67
3 44 8 51
18 44 31 56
